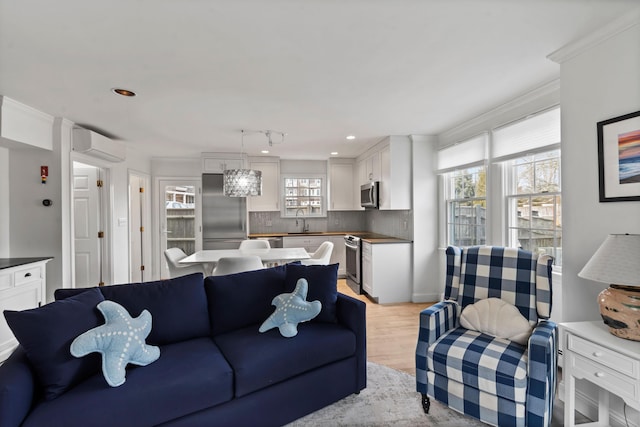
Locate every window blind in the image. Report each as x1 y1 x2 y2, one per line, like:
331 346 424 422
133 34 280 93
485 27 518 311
492 107 560 161
436 133 487 173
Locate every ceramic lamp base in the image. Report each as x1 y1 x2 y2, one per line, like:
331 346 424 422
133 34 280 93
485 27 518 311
598 285 640 341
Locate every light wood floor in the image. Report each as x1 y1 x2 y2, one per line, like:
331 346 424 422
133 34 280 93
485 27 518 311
337 279 434 376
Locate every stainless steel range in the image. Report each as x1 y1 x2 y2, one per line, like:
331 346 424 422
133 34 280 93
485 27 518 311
344 235 361 294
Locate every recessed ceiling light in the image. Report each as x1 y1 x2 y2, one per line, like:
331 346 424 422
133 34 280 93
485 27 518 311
111 88 137 97
261 150 270 154
331 152 339 156
346 135 356 140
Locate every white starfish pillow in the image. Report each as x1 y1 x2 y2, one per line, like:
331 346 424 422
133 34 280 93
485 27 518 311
71 300 160 387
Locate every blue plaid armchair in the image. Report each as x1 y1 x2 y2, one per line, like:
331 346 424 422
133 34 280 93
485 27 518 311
415 246 557 427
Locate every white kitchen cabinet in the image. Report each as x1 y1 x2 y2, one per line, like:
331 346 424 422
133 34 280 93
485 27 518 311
378 136 412 210
361 241 412 303
283 235 326 253
202 153 243 173
329 160 355 211
361 151 380 184
0 258 50 362
283 235 346 277
248 158 280 212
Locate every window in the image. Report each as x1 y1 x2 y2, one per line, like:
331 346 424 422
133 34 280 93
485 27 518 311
282 175 326 217
444 166 487 246
505 150 562 263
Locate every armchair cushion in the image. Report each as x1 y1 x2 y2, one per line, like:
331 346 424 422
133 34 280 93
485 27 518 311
459 298 533 345
427 328 528 403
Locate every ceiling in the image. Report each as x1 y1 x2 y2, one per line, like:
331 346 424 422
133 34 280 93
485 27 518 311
1 1 638 160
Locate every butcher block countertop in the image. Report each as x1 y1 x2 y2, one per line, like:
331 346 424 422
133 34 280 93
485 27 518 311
248 232 412 244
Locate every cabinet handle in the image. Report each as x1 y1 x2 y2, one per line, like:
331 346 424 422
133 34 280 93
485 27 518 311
594 372 605 378
593 351 603 358
24 272 32 278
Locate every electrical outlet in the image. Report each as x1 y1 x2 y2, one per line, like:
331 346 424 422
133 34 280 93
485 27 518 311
403 220 408 230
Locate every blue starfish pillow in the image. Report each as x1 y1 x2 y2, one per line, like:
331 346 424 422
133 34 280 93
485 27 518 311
70 300 160 387
259 278 322 338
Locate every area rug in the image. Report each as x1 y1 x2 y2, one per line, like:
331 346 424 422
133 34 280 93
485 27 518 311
286 362 485 426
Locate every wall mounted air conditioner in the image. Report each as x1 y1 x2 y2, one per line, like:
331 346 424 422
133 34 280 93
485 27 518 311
72 128 126 162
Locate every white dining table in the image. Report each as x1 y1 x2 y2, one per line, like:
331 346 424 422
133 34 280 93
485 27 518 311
179 247 310 266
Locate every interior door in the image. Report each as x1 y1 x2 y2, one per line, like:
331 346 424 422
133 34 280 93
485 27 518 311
159 179 201 279
73 164 103 287
129 172 151 283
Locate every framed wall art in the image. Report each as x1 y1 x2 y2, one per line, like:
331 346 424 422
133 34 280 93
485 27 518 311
597 110 640 202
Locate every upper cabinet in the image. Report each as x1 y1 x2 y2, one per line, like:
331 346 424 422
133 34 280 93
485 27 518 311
358 136 411 210
202 153 243 173
248 157 280 212
328 159 356 211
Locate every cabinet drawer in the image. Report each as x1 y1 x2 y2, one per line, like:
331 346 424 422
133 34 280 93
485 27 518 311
14 266 42 286
567 333 639 378
570 352 640 403
0 273 11 290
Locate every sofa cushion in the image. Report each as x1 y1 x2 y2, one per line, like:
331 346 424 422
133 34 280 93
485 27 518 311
427 327 529 403
71 300 160 387
284 263 339 323
3 288 105 400
215 322 356 397
205 264 287 336
22 338 234 427
55 273 209 346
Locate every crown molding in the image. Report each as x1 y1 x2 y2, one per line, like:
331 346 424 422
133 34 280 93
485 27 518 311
548 8 640 64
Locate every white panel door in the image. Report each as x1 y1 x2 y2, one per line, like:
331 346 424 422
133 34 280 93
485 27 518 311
73 166 101 287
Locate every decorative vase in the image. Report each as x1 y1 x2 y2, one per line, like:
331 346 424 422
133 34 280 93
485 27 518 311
598 285 640 341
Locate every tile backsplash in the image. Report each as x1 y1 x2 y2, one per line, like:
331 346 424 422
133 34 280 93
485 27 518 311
249 210 413 240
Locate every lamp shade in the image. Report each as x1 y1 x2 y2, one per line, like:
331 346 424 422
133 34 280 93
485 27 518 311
223 169 262 197
578 234 640 286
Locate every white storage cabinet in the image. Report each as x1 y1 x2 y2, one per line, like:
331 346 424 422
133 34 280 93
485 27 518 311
0 258 50 362
361 241 412 303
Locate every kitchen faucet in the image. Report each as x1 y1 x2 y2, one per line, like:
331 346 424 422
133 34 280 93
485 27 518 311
295 208 309 232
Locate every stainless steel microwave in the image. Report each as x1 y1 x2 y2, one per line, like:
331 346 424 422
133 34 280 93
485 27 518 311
360 181 379 208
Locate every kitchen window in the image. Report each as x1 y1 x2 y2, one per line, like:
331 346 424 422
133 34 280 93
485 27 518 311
281 175 327 217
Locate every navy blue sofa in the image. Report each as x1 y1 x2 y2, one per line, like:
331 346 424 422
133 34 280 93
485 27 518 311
0 263 366 427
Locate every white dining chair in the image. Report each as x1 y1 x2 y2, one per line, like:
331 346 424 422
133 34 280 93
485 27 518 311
301 241 334 265
164 248 208 278
211 256 265 276
238 239 271 250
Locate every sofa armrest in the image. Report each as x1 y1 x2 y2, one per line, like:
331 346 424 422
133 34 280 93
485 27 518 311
526 320 558 427
415 300 458 394
0 347 37 427
336 293 366 392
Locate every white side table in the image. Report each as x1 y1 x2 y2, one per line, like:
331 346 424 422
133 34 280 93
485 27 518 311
561 321 640 426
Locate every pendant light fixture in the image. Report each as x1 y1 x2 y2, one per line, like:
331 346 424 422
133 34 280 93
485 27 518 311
223 130 262 197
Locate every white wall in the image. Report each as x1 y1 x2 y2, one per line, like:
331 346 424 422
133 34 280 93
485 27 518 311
9 145 62 301
411 135 440 302
0 147 9 258
554 20 640 322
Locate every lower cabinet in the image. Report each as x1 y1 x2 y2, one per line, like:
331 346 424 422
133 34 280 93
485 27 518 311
0 259 50 362
282 235 346 277
362 241 412 304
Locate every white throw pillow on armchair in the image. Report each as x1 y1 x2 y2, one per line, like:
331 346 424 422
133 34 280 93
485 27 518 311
459 298 533 345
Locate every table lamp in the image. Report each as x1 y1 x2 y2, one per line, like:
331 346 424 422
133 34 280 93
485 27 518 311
578 234 640 341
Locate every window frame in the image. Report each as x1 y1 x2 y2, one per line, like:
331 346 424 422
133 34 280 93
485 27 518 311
502 149 562 264
443 165 488 247
280 173 327 218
